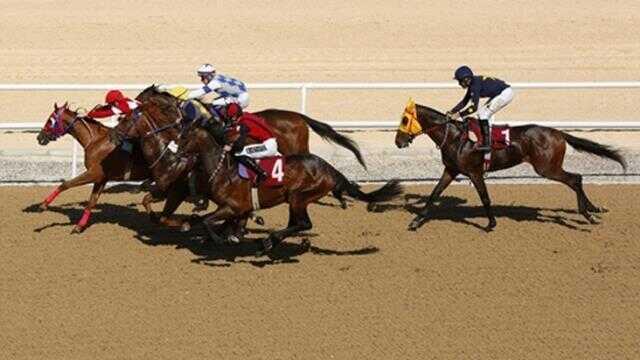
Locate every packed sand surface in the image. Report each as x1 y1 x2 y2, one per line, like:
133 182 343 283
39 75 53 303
1 184 639 359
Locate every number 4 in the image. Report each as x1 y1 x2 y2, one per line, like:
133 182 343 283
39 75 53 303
271 159 284 182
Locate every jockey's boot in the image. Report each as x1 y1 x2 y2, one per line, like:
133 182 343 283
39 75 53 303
237 156 268 184
476 119 491 152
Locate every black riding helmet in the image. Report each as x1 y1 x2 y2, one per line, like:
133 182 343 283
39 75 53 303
454 65 474 84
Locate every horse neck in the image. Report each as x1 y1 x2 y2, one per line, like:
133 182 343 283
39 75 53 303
68 118 101 148
197 132 224 175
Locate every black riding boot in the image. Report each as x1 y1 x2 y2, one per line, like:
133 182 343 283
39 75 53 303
237 156 268 184
477 119 491 151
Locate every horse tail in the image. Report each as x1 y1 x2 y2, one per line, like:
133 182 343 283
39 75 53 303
300 114 368 170
562 132 627 171
328 165 402 203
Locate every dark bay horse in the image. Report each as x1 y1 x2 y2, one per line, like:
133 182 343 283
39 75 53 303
130 85 368 209
394 100 627 231
176 123 402 253
36 103 150 233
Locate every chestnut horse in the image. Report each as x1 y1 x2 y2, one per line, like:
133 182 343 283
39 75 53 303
176 123 402 253
394 101 627 231
36 103 150 233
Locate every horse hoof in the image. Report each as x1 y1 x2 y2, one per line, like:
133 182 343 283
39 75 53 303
486 220 496 231
300 238 311 252
340 201 348 210
367 203 378 212
227 234 241 244
39 203 48 211
254 216 265 226
408 222 419 232
71 226 83 234
592 207 608 214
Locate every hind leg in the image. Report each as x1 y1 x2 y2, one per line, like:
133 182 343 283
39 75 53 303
534 166 598 223
259 188 326 255
332 189 348 209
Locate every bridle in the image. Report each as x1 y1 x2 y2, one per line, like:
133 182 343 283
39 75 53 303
45 106 94 142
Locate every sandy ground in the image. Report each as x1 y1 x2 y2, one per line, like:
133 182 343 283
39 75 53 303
1 0 640 123
1 184 639 359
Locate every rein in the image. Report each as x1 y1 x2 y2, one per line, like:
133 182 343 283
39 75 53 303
208 149 228 184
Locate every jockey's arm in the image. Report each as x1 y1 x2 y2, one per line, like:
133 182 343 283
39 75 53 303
185 80 222 100
450 90 470 114
87 105 115 119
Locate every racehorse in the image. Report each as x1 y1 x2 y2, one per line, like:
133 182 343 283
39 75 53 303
175 122 403 253
36 103 151 233
394 100 627 231
131 85 367 208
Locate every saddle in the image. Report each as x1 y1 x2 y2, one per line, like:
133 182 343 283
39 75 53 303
464 118 512 150
238 155 286 187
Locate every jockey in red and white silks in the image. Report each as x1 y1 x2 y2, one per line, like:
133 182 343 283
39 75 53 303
223 103 279 183
186 63 250 121
88 90 140 119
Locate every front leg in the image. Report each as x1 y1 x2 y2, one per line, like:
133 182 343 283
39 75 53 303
468 172 496 231
202 205 241 244
40 170 101 210
408 168 458 231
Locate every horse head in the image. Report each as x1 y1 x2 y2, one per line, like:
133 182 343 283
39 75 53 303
37 102 79 145
395 99 449 148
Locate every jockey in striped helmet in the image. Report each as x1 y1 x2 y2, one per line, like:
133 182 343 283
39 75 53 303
185 63 250 121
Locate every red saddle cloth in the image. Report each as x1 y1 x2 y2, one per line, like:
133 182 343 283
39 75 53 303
466 118 511 150
238 156 286 187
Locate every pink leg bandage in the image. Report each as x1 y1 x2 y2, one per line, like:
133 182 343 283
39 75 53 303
77 209 92 228
44 187 62 205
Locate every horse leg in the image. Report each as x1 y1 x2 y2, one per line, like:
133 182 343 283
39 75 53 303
332 189 348 209
408 168 458 231
40 170 100 210
260 188 325 254
142 191 166 223
535 166 598 223
72 180 107 234
468 172 497 231
202 205 239 244
157 184 191 231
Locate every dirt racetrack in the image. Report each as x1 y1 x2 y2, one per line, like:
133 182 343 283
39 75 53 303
1 184 639 359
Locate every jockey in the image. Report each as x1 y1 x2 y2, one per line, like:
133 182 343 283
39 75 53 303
222 103 278 184
446 65 513 151
185 63 250 121
88 90 140 120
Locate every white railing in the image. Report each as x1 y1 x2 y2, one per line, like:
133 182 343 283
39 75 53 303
2 81 640 178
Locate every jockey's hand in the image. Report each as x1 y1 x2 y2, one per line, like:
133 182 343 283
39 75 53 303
223 144 233 152
445 111 455 120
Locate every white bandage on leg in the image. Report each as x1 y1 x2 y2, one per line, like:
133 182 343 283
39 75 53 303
478 87 514 122
236 138 279 158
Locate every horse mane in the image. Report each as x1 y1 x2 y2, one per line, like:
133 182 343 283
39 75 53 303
416 103 465 129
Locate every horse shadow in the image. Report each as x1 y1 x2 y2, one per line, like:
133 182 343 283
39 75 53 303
23 201 379 267
369 193 593 232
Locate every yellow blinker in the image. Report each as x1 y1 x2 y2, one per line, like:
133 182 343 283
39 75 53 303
399 98 423 135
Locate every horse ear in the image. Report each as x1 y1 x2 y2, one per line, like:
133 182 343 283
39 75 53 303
54 102 58 110
63 101 68 109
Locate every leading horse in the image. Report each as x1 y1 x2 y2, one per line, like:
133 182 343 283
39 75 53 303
36 103 150 232
394 100 627 231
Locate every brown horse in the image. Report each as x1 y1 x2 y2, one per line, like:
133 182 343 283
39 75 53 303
394 100 627 231
131 85 367 208
176 123 402 253
36 103 150 233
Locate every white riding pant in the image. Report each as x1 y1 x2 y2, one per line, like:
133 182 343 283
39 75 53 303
235 138 279 159
478 87 514 123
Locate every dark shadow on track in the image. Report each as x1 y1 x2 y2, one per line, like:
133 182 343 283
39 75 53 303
23 200 380 267
368 193 594 232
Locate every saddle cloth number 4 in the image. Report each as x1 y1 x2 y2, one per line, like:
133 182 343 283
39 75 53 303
269 158 284 182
